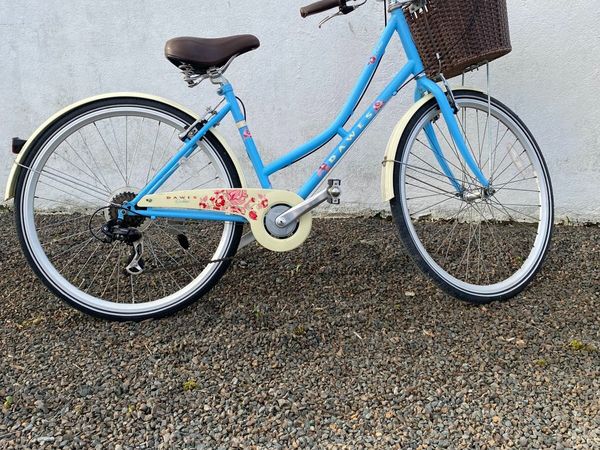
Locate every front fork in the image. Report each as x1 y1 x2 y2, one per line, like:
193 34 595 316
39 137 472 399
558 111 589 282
415 78 490 195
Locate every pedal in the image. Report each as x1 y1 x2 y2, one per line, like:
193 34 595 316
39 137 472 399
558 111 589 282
327 179 341 205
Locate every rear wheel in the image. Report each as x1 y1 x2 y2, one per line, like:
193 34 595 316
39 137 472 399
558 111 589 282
391 90 554 303
15 97 243 320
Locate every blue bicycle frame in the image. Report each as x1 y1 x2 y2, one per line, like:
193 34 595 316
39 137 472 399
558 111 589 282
129 7 489 223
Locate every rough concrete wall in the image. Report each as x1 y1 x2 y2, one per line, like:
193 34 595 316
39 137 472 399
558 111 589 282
1 0 598 220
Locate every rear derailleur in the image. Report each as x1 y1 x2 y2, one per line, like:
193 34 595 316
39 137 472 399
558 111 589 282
100 220 145 275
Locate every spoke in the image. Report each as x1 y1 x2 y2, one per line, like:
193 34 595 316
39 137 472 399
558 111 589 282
127 117 145 184
407 191 456 201
405 174 457 198
125 116 128 186
85 244 116 293
492 147 526 183
190 176 220 190
416 137 477 187
433 121 471 184
94 122 128 185
481 201 504 282
488 137 520 181
408 152 457 184
488 199 540 223
497 187 540 193
432 201 469 254
34 196 90 209
409 195 459 218
40 229 91 247
37 179 115 209
145 121 162 185
100 244 122 298
116 245 123 302
130 274 135 304
146 236 179 292
151 222 216 264
480 126 510 175
63 139 112 193
456 112 484 177
36 214 87 232
108 117 124 162
23 163 111 199
148 128 179 186
54 148 112 194
75 242 103 286
491 176 538 189
52 236 96 265
76 131 115 192
399 161 458 190
150 235 196 281
492 163 534 194
168 162 213 191
42 165 111 196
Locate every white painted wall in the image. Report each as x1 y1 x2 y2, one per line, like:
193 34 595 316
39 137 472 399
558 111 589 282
1 0 599 220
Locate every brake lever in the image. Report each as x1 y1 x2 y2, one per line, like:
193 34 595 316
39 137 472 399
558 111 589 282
318 9 344 28
318 0 367 28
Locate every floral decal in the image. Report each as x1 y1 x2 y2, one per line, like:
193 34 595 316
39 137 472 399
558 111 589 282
199 190 269 221
317 163 331 177
373 100 385 112
368 56 377 65
243 128 252 139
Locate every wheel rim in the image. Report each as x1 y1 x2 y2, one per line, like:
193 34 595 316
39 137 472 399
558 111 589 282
399 95 552 296
20 104 237 316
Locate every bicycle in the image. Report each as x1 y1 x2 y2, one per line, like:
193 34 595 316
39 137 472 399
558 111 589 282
5 0 554 321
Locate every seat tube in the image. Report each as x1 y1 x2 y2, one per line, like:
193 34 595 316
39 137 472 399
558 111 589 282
220 83 272 188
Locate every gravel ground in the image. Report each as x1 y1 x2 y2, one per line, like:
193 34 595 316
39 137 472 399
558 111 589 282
0 210 598 449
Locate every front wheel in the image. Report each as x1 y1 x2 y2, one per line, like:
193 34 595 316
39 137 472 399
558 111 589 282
15 96 243 320
391 90 554 303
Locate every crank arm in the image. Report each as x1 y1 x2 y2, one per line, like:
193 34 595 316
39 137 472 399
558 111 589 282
275 180 341 228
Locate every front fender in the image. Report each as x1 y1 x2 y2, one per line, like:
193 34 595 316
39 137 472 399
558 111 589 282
4 92 246 201
381 88 484 201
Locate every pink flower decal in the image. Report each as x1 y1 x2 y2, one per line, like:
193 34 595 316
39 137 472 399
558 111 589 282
198 190 270 219
227 189 248 206
214 195 226 209
368 56 377 65
243 128 252 139
374 100 385 112
317 163 330 177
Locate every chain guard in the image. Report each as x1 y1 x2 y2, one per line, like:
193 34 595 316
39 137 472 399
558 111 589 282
138 189 312 252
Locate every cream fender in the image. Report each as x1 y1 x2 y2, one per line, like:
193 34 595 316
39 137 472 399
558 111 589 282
139 188 312 252
380 88 483 202
3 92 247 201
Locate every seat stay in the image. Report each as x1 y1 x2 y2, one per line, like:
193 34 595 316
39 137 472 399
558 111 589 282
129 103 232 207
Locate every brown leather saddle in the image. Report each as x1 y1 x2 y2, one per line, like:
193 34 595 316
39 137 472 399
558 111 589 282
164 35 260 74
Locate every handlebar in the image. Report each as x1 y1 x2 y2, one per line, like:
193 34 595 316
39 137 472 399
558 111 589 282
300 0 342 18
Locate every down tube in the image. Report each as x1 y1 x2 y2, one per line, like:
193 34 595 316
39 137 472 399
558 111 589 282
297 62 416 199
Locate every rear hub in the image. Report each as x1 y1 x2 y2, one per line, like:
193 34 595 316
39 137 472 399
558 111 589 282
106 191 146 228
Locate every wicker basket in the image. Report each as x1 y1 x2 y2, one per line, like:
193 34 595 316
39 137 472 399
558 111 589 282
405 0 512 80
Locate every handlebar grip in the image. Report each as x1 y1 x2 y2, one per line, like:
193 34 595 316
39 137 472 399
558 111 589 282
300 0 341 18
